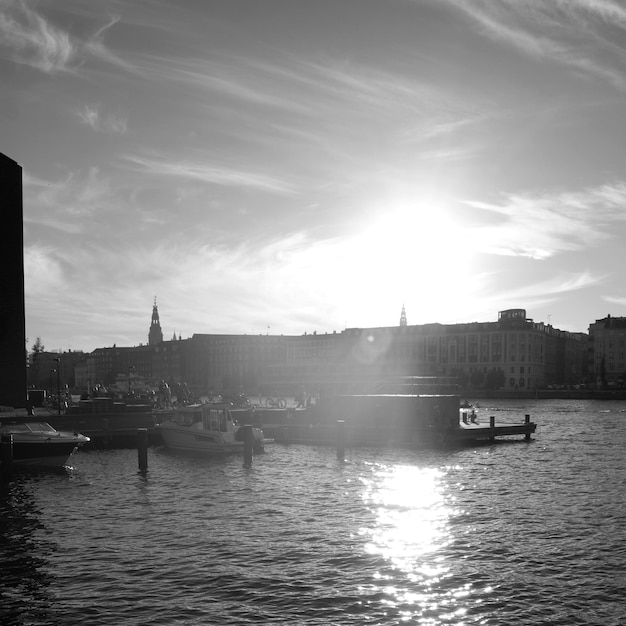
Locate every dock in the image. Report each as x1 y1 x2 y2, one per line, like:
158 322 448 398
0 398 167 448
257 396 536 449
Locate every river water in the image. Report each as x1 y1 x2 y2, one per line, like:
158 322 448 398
1 399 625 625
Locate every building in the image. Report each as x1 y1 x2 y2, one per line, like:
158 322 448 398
73 305 588 396
27 349 86 391
403 309 585 390
148 297 163 346
588 315 626 387
0 153 27 408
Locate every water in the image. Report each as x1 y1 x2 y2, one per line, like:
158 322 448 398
2 399 626 625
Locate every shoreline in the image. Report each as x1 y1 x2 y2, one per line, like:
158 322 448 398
461 389 626 401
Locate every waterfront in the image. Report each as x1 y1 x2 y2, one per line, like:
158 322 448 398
2 399 626 625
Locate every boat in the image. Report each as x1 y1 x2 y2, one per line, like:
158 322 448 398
270 391 535 448
156 403 266 454
42 397 167 447
0 421 90 470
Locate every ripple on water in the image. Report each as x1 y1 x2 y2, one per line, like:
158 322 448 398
2 400 626 625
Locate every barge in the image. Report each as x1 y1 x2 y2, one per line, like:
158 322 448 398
262 393 535 449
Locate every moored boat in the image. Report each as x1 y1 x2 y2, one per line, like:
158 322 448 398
0 421 90 470
43 397 166 447
271 391 535 448
157 403 265 454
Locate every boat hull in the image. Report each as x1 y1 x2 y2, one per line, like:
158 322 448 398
11 444 80 469
158 423 242 453
158 424 266 454
1 422 90 470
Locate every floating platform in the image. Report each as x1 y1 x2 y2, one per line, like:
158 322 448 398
256 394 536 449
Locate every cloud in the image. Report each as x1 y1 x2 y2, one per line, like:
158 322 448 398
23 168 115 233
562 0 626 23
0 0 75 73
465 182 626 259
76 104 127 134
604 295 626 304
0 1 135 75
83 13 138 74
123 154 297 195
442 0 626 91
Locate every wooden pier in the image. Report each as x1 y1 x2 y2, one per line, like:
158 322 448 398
454 414 536 444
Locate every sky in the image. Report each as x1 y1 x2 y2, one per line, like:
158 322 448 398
3 0 626 353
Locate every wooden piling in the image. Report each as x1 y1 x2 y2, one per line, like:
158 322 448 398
103 418 110 447
243 425 253 468
1 434 13 481
137 428 148 473
489 415 495 442
525 414 531 441
336 419 345 461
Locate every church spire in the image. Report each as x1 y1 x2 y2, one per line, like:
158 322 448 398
399 304 407 327
148 296 163 346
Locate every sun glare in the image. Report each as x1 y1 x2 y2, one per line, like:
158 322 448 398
333 201 476 324
269 195 479 330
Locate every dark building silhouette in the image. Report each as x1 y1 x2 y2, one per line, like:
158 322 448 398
148 297 163 346
0 153 27 408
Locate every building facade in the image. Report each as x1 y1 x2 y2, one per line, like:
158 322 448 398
57 307 589 396
588 315 626 387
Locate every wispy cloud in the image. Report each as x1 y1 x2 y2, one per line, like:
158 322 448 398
82 13 139 74
0 0 75 73
23 168 115 233
466 182 626 259
604 295 626 305
123 154 297 195
443 0 626 91
0 1 135 75
136 54 314 114
462 269 604 328
76 104 127 133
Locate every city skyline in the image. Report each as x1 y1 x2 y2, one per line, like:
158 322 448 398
3 1 626 353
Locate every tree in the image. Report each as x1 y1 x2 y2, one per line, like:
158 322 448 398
30 337 45 387
470 370 485 389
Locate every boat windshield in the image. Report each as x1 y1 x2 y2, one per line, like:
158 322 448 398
202 408 229 432
1 422 56 433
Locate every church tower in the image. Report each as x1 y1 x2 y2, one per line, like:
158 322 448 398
399 304 407 327
148 297 163 346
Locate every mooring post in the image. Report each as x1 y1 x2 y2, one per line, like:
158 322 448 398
243 425 254 468
137 428 148 473
489 415 495 442
1 434 13 481
336 419 345 461
103 418 110 447
525 414 531 441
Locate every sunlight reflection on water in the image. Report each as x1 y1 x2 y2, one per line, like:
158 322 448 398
359 461 469 621
4 400 626 625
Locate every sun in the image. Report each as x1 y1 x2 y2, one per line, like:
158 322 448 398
266 193 481 330
329 200 475 325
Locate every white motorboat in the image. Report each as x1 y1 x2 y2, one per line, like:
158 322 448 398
156 403 265 454
0 421 90 470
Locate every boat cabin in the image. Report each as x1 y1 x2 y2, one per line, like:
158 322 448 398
170 404 238 432
315 393 461 433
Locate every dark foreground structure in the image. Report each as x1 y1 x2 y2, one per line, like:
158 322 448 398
0 153 27 409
